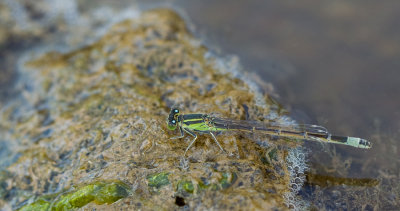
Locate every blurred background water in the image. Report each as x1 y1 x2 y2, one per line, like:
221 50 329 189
1 0 399 209
171 1 400 208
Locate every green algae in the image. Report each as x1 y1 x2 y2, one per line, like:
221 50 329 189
18 181 131 211
177 180 194 194
19 199 51 211
147 172 170 189
177 171 237 194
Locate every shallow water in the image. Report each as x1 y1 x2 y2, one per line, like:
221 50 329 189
173 0 400 209
1 0 399 210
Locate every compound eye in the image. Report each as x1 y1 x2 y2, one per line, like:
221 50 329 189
171 120 176 124
174 109 179 114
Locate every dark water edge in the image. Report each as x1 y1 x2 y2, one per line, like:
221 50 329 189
1 0 399 210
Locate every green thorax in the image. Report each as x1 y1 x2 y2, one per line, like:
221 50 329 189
180 114 226 132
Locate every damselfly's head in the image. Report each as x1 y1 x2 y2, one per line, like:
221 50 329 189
167 108 180 130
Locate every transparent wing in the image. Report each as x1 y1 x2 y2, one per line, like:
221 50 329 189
210 116 329 135
208 115 371 149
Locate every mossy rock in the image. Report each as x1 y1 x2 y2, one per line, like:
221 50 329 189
1 8 300 210
18 181 130 211
147 172 170 189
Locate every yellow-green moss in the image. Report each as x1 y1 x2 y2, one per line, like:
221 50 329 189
19 181 130 211
177 180 194 194
19 199 51 211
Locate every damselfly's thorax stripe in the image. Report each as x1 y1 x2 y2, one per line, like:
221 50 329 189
183 119 204 126
182 114 204 121
182 114 207 126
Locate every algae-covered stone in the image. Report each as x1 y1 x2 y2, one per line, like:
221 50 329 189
177 180 194 194
18 180 130 211
147 172 170 189
19 199 50 211
0 8 305 210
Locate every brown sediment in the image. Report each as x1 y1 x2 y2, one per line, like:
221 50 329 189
306 173 379 187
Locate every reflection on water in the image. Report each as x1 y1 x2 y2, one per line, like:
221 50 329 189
1 0 399 210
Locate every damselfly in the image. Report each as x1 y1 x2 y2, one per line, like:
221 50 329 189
167 108 371 156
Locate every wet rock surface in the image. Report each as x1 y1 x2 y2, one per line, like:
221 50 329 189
0 8 306 210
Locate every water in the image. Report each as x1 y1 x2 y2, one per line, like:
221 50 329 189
1 0 399 209
173 0 400 209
